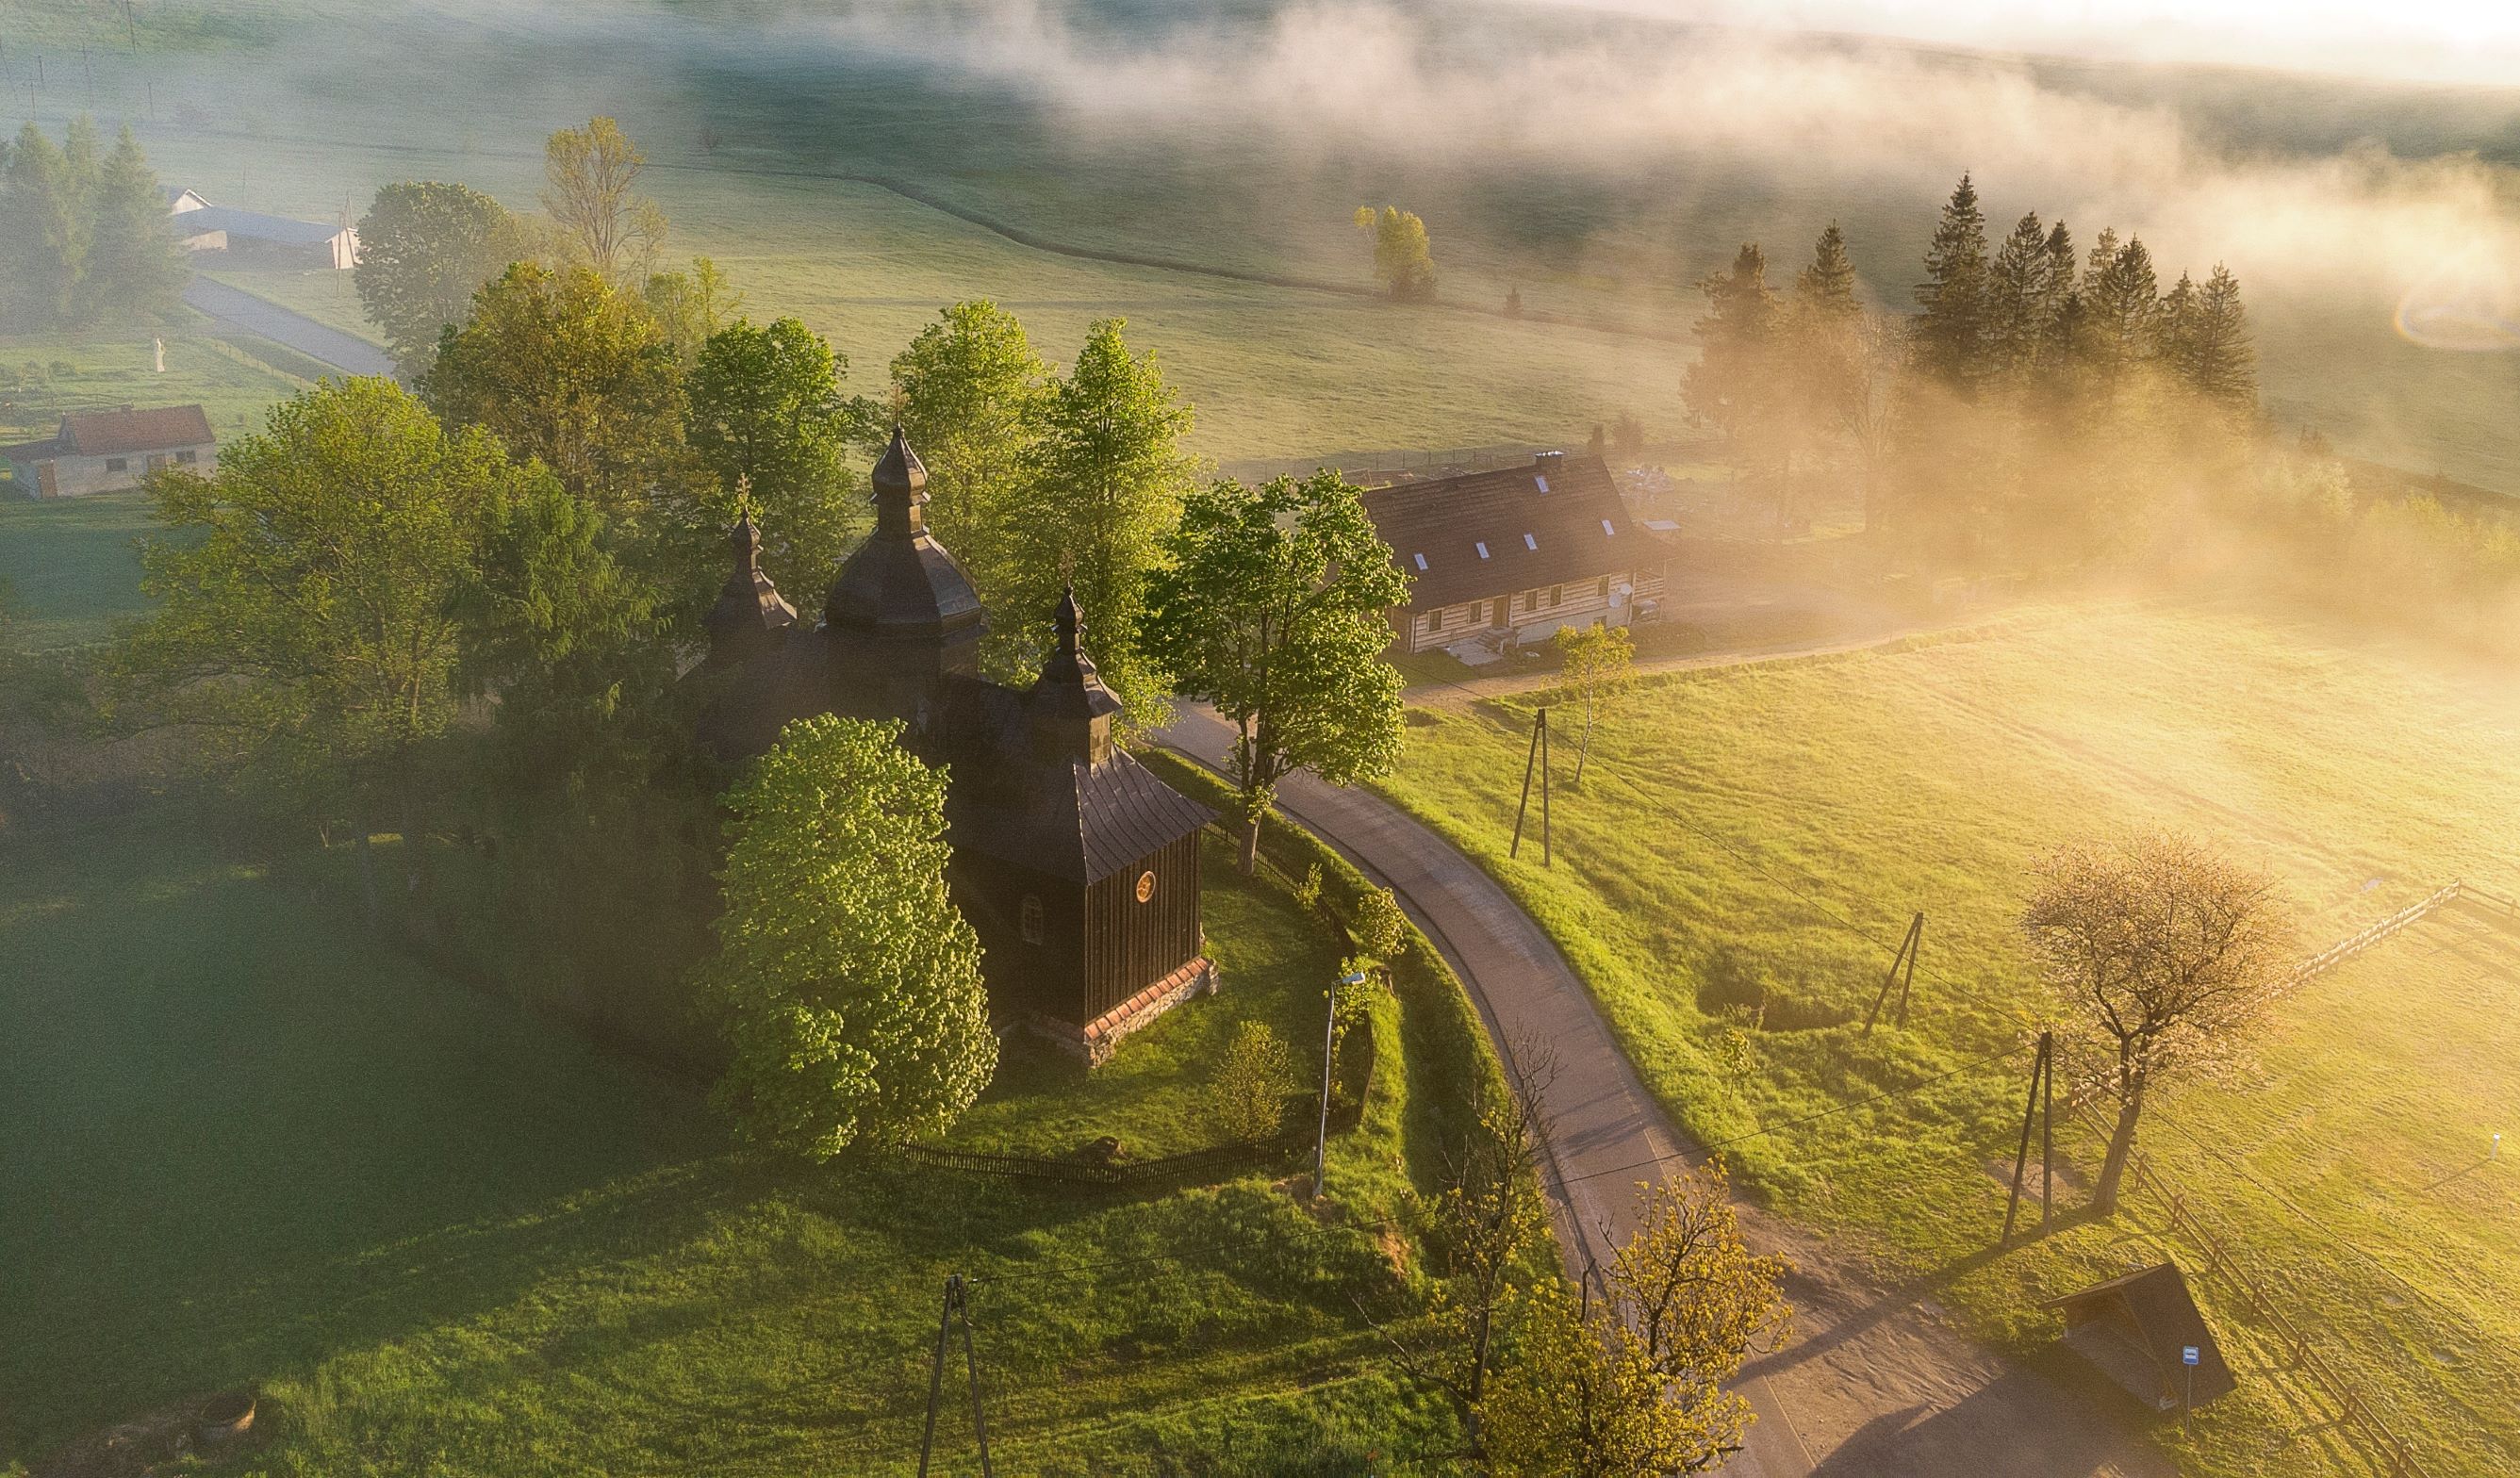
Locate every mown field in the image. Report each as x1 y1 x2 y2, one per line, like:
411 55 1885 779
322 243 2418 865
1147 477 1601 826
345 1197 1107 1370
0 813 1493 1473
1378 599 2520 1476
7 0 2517 486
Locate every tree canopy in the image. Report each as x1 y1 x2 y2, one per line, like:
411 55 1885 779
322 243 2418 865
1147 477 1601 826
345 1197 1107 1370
685 315 857 595
354 181 530 377
542 116 667 284
1353 205 1437 302
708 714 996 1158
0 120 186 330
1144 469 1408 873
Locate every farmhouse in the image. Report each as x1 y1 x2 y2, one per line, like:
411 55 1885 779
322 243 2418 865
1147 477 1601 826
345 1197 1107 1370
695 429 1217 1064
2 404 217 500
1363 451 1671 657
166 188 359 270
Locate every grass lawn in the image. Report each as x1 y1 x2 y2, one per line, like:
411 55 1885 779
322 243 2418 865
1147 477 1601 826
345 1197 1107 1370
1377 599 2520 1476
0 814 1495 1473
0 490 156 651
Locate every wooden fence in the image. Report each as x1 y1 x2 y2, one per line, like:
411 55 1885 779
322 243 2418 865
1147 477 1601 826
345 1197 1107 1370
2069 1100 2436 1478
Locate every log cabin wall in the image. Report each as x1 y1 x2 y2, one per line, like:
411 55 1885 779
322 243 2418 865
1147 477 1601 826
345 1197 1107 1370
1082 832 1203 1022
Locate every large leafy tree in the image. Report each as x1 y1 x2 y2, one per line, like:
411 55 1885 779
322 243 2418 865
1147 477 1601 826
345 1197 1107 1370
708 714 996 1158
114 378 547 917
2023 829 2292 1216
854 299 1048 613
1145 469 1408 874
354 181 529 378
1479 1165 1791 1474
1352 205 1437 301
543 116 667 284
422 262 690 529
1011 317 1198 728
686 315 856 594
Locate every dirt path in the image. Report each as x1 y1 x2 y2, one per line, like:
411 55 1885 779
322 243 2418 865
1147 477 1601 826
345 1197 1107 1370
1158 704 2170 1477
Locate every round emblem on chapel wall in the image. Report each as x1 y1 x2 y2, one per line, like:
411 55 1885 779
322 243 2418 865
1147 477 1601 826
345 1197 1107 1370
1135 871 1157 903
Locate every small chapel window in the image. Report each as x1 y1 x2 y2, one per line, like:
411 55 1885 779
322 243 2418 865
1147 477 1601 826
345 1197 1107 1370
1136 870 1158 903
1020 895 1045 944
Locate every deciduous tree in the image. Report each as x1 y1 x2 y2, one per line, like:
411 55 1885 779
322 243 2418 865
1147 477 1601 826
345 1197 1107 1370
1012 317 1198 729
542 116 667 284
1144 470 1408 875
1553 620 1634 784
708 714 996 1158
1212 1019 1297 1144
1353 205 1437 301
2023 829 2293 1216
685 315 856 594
354 181 529 377
422 262 689 528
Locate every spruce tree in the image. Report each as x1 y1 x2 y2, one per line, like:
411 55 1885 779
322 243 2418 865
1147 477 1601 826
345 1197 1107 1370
1682 243 1781 484
1794 222 1860 324
2079 230 2161 393
1 123 87 327
78 127 188 325
1913 173 1991 392
2185 265 2257 412
1985 211 2056 385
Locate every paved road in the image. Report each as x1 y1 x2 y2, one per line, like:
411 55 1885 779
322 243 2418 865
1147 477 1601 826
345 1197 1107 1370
183 276 398 379
1157 705 2169 1478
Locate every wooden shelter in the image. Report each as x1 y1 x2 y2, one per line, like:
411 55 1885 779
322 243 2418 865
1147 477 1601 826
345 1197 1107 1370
694 429 1214 1064
2044 1262 2234 1412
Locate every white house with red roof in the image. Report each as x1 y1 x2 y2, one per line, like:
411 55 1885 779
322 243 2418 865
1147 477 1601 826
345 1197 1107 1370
3 404 218 500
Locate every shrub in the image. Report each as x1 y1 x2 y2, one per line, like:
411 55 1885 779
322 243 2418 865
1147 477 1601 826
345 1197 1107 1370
1351 884 1408 963
1213 1020 1297 1145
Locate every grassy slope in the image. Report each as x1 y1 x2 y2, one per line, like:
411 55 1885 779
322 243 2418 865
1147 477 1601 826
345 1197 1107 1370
0 820 1487 1473
1376 599 2520 1476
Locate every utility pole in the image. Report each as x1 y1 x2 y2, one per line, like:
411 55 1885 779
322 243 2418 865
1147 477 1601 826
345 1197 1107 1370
2002 1031 2055 1241
917 1274 995 1477
1508 707 1552 866
1314 969 1368 1199
1861 911 1924 1034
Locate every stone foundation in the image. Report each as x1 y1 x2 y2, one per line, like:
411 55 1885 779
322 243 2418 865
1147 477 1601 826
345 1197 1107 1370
1021 956 1219 1067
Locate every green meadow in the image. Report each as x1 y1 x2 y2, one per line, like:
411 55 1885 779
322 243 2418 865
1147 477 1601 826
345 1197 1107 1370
0 813 1496 1472
1377 599 2520 1475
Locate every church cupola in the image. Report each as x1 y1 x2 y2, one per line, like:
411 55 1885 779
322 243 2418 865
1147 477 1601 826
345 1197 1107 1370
1029 585 1123 767
825 427 986 646
703 506 798 668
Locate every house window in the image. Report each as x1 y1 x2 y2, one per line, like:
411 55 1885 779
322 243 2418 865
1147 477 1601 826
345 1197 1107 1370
1524 533 1539 550
1412 552 1428 571
1535 474 1551 493
175 451 197 465
1602 518 1616 535
1549 585 1563 608
1475 541 1491 560
1020 895 1045 944
1429 607 1444 632
1597 577 1610 599
105 457 128 472
1136 871 1158 904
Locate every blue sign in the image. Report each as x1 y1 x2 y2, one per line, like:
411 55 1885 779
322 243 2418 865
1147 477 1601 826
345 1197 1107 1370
2182 1345 2200 1367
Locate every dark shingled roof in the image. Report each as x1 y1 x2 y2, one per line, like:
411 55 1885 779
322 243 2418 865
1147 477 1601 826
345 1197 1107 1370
171 205 350 248
704 515 798 661
1362 452 1667 609
2045 1262 2235 1405
825 427 985 637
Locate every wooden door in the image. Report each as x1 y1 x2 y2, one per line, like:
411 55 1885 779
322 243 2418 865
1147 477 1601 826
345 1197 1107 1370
35 461 58 499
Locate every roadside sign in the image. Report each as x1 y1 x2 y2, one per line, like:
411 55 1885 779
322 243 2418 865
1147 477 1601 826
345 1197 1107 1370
2182 1346 2200 1367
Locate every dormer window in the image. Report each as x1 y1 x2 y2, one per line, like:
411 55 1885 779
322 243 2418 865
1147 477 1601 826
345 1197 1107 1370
1524 533 1538 550
1413 552 1428 570
1475 541 1491 559
1602 519 1616 535
1535 474 1551 493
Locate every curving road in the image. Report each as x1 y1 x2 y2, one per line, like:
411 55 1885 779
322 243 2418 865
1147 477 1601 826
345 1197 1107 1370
1158 704 2168 1478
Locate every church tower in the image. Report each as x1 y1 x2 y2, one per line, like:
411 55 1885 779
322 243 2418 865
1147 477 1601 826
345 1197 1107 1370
823 427 985 730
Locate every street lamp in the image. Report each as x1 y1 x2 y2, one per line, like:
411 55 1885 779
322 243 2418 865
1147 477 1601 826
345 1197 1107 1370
1315 969 1370 1200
